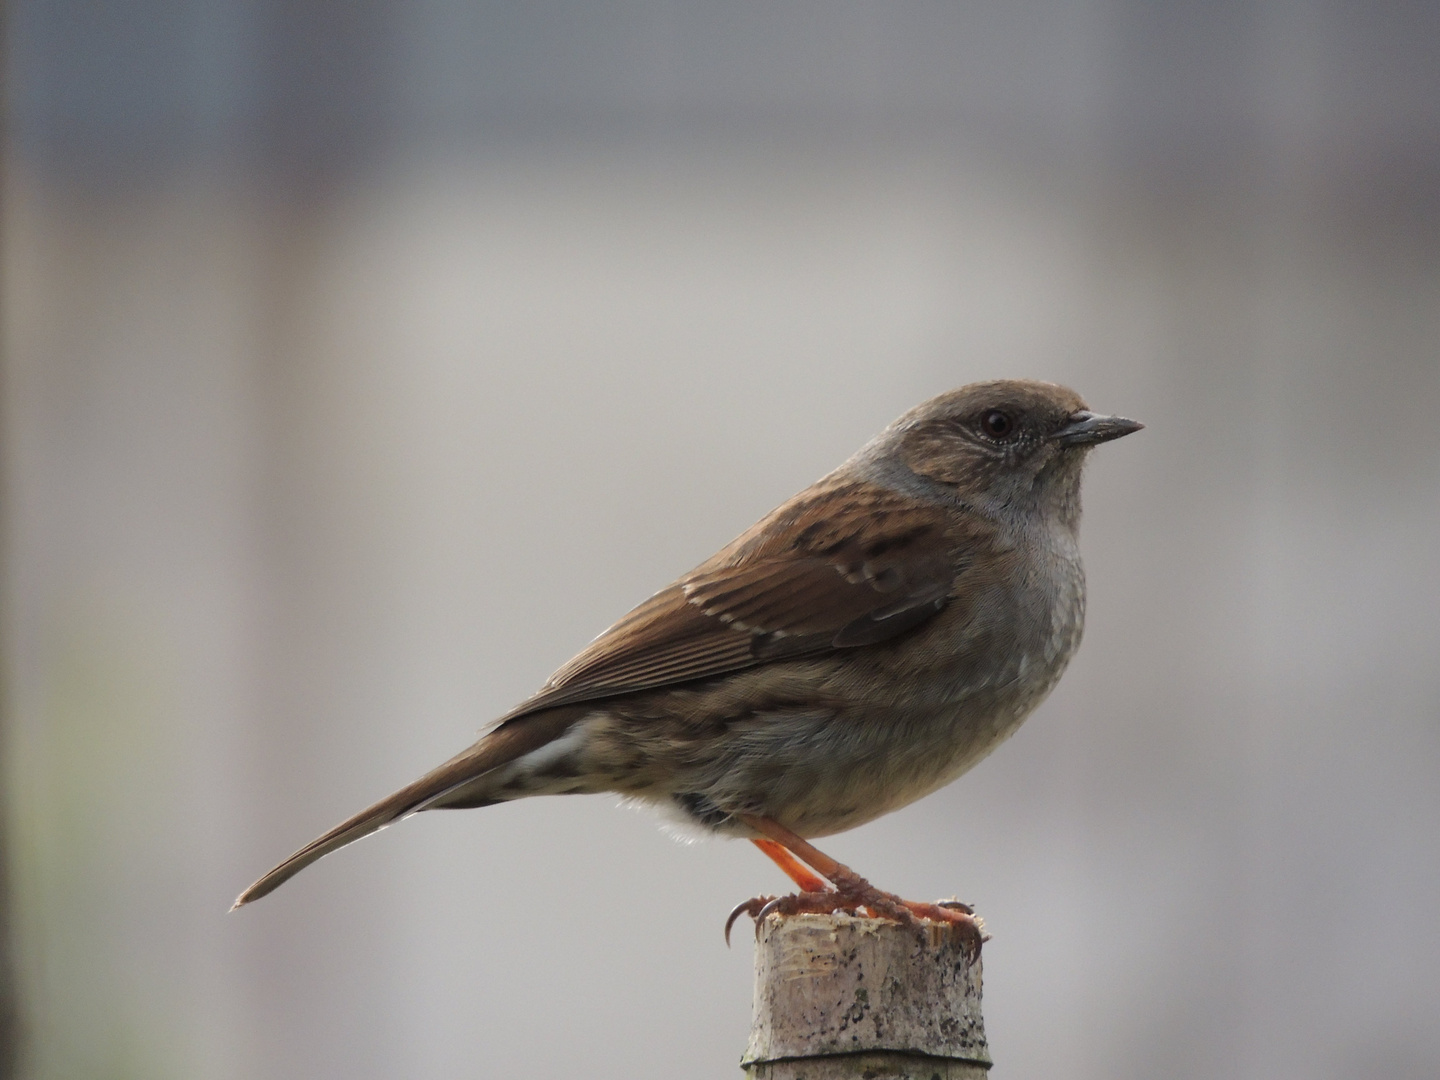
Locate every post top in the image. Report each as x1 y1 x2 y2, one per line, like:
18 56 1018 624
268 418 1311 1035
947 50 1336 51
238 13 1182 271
743 913 990 1071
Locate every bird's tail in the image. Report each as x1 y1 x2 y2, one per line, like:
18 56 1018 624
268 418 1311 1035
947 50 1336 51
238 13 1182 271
231 707 582 909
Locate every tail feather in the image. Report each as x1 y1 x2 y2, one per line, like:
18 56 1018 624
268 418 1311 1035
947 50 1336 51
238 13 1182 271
231 708 582 909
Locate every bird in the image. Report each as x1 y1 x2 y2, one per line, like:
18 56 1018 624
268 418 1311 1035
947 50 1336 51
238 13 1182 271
232 379 1141 950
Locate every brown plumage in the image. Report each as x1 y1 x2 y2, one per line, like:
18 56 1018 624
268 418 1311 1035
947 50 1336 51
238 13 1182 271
233 379 1141 931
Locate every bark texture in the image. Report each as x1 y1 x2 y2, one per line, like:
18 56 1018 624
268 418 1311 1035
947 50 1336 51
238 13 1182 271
743 914 990 1079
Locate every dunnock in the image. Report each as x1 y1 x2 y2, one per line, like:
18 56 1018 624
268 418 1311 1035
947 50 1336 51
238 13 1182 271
234 379 1141 948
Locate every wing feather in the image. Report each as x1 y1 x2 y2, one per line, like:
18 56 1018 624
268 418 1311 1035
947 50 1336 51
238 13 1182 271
499 480 972 721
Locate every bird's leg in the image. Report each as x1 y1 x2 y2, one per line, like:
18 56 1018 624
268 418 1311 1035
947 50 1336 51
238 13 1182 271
735 813 919 926
752 838 831 892
724 813 984 959
725 838 834 943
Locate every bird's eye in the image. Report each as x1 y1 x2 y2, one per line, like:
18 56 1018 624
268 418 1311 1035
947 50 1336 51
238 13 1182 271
980 410 1014 438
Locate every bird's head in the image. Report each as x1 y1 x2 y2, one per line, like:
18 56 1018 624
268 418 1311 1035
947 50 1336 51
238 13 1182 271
863 379 1143 530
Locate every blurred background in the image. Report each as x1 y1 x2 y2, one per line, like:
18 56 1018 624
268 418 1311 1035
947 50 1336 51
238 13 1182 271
4 3 1439 1078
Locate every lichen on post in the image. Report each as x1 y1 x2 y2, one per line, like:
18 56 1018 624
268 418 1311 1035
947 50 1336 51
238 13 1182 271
742 913 991 1080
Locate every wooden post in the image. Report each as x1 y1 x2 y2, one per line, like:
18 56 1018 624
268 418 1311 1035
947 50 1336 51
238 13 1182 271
741 914 991 1079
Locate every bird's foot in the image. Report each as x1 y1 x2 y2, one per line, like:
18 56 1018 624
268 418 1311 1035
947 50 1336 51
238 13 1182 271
724 895 778 945
724 888 903 944
725 873 985 961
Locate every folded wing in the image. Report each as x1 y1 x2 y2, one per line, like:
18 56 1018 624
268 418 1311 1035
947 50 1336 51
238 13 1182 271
503 480 963 718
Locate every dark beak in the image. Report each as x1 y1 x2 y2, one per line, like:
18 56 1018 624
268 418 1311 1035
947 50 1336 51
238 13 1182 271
1051 410 1145 447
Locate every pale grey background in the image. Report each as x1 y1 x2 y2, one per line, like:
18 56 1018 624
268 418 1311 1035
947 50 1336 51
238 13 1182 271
4 4 1439 1079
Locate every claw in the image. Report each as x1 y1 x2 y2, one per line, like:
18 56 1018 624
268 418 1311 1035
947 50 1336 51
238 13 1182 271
899 899 985 964
725 896 774 946
753 895 788 935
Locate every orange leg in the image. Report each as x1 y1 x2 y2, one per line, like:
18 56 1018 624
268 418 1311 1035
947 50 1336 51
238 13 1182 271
741 815 851 883
752 838 830 892
725 813 984 960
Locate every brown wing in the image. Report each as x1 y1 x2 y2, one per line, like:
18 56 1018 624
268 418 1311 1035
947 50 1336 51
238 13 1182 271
496 480 963 721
